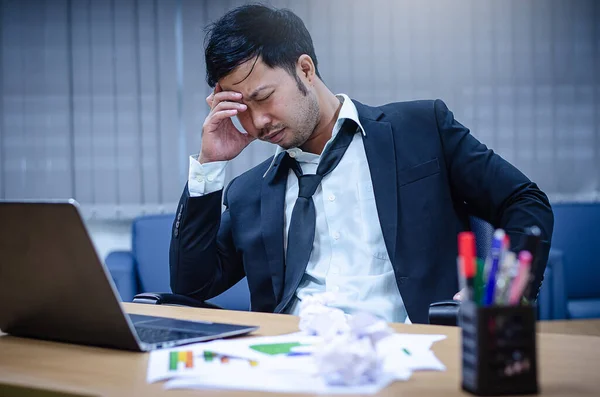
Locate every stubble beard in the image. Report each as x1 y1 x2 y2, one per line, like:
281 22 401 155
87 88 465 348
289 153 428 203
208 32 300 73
280 90 320 150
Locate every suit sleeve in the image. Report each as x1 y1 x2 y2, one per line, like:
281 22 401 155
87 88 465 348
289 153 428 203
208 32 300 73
169 182 244 300
434 99 554 299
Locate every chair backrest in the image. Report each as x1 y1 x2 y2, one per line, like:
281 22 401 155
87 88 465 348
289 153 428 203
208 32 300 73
132 214 174 293
551 203 600 300
132 214 250 311
469 216 494 260
468 216 553 317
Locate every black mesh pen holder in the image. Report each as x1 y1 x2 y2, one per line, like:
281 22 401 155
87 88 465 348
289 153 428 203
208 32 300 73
461 301 539 396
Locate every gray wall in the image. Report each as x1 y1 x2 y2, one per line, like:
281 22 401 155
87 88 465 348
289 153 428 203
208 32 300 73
1 0 599 222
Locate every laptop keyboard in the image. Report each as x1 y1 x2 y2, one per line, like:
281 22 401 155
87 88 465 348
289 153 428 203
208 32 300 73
134 325 210 344
128 313 257 345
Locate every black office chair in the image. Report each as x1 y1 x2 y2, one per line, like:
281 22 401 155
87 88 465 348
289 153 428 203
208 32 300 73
427 216 494 325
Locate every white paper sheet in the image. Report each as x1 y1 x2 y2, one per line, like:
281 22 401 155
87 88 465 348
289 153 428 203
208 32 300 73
196 332 322 362
163 366 401 395
378 333 448 372
147 333 321 383
147 331 446 393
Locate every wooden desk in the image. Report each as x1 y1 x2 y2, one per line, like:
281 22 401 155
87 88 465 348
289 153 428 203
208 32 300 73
1 303 599 396
538 319 600 338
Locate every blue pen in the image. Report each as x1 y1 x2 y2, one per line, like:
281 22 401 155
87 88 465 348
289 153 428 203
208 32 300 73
484 229 506 305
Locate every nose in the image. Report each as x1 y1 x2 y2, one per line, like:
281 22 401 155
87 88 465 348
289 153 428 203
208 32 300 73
251 111 272 137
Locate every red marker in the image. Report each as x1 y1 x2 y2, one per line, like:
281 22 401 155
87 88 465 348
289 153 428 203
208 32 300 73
458 232 476 301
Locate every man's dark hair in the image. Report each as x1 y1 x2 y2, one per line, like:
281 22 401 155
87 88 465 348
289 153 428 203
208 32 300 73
204 4 321 93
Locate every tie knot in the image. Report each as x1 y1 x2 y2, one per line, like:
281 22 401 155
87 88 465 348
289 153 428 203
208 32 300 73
297 174 322 198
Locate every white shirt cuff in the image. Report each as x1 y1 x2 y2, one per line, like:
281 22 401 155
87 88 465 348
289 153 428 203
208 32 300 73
188 155 228 197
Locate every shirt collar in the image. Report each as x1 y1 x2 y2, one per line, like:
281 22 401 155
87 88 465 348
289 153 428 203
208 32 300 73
263 94 365 177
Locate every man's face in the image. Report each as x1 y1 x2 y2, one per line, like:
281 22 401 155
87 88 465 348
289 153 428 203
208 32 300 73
219 57 320 150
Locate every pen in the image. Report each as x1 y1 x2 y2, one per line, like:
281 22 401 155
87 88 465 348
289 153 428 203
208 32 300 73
509 251 533 305
474 258 485 305
494 251 516 305
484 229 506 305
458 232 476 301
520 226 542 301
457 257 466 294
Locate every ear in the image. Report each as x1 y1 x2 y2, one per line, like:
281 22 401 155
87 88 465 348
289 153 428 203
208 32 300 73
297 54 316 85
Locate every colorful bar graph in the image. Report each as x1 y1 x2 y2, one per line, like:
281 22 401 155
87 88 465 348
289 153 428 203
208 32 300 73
168 350 260 371
169 351 194 371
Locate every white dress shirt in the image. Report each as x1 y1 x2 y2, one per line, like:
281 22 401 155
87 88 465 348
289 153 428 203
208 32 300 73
188 94 410 323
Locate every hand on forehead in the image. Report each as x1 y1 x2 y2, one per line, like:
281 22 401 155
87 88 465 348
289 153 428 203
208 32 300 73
217 57 287 102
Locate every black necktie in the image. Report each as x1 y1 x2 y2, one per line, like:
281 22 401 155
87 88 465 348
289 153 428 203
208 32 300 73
277 119 359 312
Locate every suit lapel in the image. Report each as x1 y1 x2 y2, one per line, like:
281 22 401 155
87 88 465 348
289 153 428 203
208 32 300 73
261 152 288 303
354 101 399 264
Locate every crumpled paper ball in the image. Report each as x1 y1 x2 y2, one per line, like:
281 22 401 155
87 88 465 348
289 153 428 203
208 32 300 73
297 293 395 386
314 332 382 386
298 293 350 338
349 312 394 345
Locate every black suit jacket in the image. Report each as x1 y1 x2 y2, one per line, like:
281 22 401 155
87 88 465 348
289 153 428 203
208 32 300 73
169 99 553 323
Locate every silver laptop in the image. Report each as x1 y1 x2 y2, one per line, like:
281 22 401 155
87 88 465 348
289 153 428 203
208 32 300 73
0 200 258 351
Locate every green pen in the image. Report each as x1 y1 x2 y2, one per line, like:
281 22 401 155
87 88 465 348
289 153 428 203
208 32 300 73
474 258 485 305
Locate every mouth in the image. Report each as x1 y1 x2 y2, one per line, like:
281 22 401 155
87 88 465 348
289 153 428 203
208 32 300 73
266 128 286 144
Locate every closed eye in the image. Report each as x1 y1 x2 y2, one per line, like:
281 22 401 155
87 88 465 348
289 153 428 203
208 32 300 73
256 91 274 102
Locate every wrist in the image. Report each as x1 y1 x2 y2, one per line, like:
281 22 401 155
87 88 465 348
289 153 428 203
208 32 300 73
198 152 217 164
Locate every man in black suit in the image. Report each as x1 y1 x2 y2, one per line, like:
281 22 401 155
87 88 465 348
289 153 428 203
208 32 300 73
169 5 553 323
